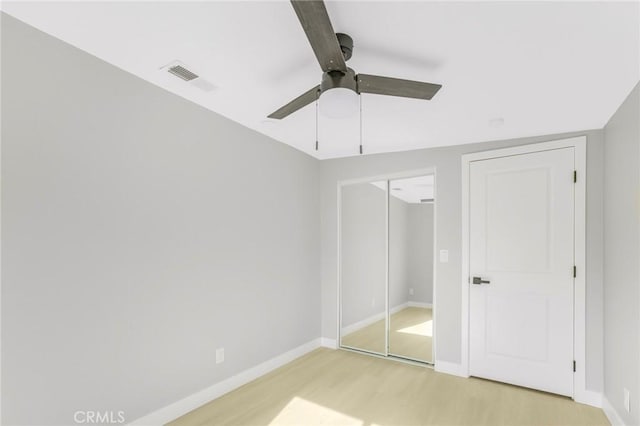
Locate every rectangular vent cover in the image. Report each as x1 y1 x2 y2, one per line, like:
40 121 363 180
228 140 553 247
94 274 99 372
420 198 434 203
168 65 199 81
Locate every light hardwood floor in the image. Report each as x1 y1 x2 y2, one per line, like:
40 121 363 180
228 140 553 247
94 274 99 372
342 307 432 363
168 348 609 426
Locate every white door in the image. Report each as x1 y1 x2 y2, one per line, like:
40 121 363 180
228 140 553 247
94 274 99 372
469 147 575 396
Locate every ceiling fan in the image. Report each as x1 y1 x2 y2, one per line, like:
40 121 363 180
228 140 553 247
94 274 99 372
268 0 442 120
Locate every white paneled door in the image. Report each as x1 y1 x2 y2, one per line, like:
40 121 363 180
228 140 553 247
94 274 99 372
469 147 575 396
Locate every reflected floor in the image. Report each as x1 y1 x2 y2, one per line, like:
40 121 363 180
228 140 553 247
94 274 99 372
341 306 432 363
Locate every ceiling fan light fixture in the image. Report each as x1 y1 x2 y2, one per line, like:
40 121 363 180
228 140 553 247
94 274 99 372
320 88 359 118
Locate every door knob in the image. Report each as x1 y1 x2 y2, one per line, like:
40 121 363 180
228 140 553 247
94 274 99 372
472 276 490 285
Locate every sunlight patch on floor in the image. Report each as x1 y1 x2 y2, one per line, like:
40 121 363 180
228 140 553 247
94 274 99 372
397 319 432 337
269 396 363 425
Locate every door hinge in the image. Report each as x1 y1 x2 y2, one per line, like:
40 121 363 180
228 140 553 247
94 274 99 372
573 170 577 183
573 360 576 372
573 266 577 278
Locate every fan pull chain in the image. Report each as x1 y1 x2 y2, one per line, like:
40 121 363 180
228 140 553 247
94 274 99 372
359 94 363 155
315 89 320 151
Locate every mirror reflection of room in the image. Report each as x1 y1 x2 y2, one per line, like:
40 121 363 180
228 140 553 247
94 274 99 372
340 175 435 363
388 175 434 363
340 180 387 355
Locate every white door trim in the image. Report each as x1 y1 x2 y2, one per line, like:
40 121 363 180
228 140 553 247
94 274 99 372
461 136 589 404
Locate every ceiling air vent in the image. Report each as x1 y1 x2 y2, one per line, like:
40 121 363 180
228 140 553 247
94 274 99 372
159 61 216 92
168 64 199 81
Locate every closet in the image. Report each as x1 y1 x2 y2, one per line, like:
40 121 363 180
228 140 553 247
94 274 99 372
339 174 436 364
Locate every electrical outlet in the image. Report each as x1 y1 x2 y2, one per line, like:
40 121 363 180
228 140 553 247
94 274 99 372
371 298 375 308
409 288 414 296
624 388 630 412
216 348 225 364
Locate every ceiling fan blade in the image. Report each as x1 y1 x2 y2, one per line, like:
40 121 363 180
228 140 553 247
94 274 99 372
291 0 347 73
268 85 321 119
357 74 442 100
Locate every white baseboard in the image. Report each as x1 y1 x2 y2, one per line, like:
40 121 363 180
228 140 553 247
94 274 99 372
341 302 408 336
408 301 432 309
390 302 410 315
341 311 386 336
389 302 410 315
128 338 322 426
434 360 468 378
320 338 337 349
602 396 627 426
433 362 603 409
574 389 602 408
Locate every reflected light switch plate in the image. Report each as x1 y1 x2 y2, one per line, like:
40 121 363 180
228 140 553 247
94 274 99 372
439 249 449 263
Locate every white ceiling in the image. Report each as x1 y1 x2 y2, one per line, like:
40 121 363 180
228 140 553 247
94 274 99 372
372 174 434 204
3 1 639 159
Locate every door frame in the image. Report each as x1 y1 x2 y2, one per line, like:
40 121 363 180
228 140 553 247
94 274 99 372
460 136 592 404
337 167 438 364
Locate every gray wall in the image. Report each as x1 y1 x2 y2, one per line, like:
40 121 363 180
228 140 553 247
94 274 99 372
1 14 320 425
320 129 605 393
340 183 387 328
407 203 434 305
603 82 640 424
389 194 411 310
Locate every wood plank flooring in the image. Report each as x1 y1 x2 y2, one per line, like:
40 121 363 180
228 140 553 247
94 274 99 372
168 348 609 426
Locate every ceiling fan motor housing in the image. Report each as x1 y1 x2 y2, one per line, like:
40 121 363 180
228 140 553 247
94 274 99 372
321 68 358 95
320 32 356 96
336 33 353 61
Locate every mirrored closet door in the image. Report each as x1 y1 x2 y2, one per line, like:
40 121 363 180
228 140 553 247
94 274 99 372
340 180 388 355
388 175 434 363
340 174 435 364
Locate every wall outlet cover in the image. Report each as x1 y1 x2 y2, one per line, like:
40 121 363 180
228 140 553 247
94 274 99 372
439 249 449 263
216 348 225 364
